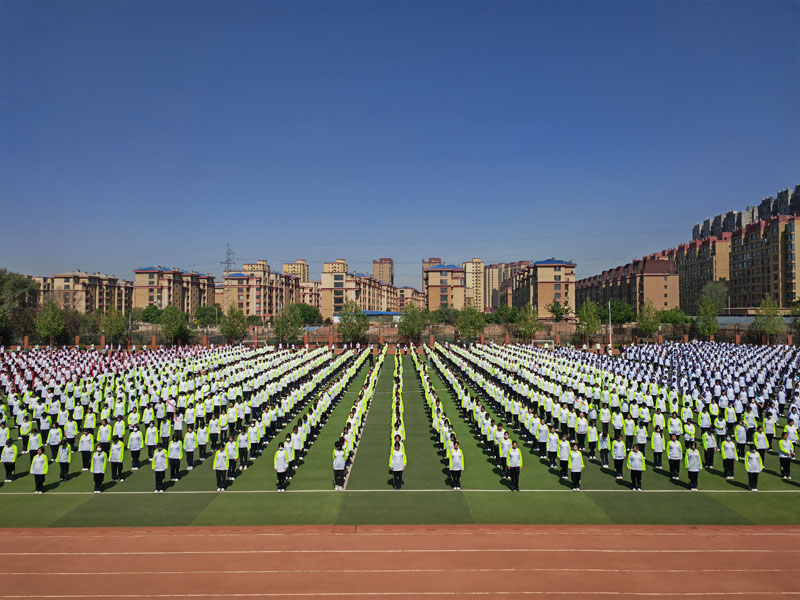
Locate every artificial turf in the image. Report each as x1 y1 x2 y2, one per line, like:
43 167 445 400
1 349 800 527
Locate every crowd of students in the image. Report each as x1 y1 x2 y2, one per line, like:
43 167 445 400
0 345 362 493
425 341 797 492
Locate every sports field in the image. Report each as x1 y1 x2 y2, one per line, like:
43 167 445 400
2 349 799 528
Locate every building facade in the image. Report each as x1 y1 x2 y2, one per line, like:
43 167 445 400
300 280 321 309
133 267 214 318
462 257 485 310
398 286 425 310
373 258 394 285
221 260 300 320
35 271 134 314
576 256 679 313
422 260 467 311
663 234 731 314
320 270 402 320
282 259 310 283
510 259 576 314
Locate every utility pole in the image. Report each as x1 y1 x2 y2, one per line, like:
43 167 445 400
608 300 612 349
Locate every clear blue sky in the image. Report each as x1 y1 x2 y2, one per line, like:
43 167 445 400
1 0 798 289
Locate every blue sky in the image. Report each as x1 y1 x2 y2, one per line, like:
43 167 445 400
1 0 798 289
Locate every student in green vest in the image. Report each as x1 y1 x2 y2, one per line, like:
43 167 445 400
30 447 48 494
745 444 763 492
1 439 18 482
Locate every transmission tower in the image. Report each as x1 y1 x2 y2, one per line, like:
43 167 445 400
220 244 236 273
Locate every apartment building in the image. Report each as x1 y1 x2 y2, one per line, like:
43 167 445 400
133 267 214 318
221 260 300 320
398 286 425 310
463 257 485 310
300 280 321 309
373 258 394 285
35 271 134 314
576 256 679 313
422 259 467 311
510 259 576 314
320 269 401 320
282 259 310 283
663 234 731 314
323 259 348 274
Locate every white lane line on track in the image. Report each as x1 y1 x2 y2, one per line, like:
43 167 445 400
3 568 795 576
4 592 800 598
11 548 797 556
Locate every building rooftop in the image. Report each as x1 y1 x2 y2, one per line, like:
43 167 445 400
424 264 463 271
533 258 576 266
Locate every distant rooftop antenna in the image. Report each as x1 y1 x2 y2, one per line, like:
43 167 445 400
221 243 236 273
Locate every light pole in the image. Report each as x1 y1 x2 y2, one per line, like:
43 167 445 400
608 300 612 350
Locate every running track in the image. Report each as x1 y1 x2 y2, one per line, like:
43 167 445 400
3 525 798 598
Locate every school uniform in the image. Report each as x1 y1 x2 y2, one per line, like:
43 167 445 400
449 448 464 489
506 447 522 491
213 449 229 491
90 451 107 492
151 448 167 492
274 448 289 490
389 448 407 490
568 450 584 490
626 450 645 491
745 450 763 491
332 448 346 490
30 453 48 493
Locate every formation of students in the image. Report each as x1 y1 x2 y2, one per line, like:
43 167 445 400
426 341 797 492
0 345 363 493
1 340 797 495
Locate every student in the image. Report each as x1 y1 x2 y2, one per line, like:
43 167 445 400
627 444 645 491
702 430 717 470
145 423 158 461
274 442 289 491
184 426 197 471
30 447 48 494
500 431 512 479
332 441 346 491
745 444 763 492
449 441 464 490
721 435 738 480
568 443 584 491
667 434 682 480
152 443 167 493
237 428 250 470
599 431 610 468
128 425 143 470
168 434 183 482
225 435 238 481
778 432 795 480
91 446 107 493
651 426 665 470
1 439 17 482
506 440 522 492
558 434 570 480
389 441 407 490
685 441 702 491
586 420 598 459
612 435 626 480
56 439 71 481
213 443 228 492
109 436 125 483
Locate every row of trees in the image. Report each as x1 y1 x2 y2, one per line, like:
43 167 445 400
397 302 544 342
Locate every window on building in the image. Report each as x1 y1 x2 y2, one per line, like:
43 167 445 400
554 293 561 301
554 266 561 271
334 282 343 288
554 284 561 290
554 275 561 281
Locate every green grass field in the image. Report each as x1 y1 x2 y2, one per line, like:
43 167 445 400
2 353 800 528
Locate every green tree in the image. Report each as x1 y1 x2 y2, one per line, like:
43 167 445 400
576 301 602 341
659 307 689 325
514 303 542 340
545 301 571 322
35 301 65 346
696 295 719 339
607 299 634 324
100 309 127 344
752 294 785 344
338 300 369 343
219 307 248 342
455 303 486 341
160 305 189 344
142 305 162 324
0 269 40 343
431 305 459 325
398 303 429 343
636 299 661 337
291 303 323 325
195 305 219 327
273 306 304 343
246 315 263 326
700 280 729 314
494 305 519 324
790 301 800 337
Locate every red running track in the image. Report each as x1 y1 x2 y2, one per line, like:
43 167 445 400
2 525 799 599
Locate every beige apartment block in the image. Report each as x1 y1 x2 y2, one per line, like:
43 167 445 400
510 259 576 315
282 259 310 283
320 269 401 320
300 280 321 309
422 260 467 311
463 257 486 311
133 267 214 319
398 286 425 310
222 260 300 320
35 271 133 314
576 256 679 314
373 258 394 285
323 259 348 274
664 234 731 314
